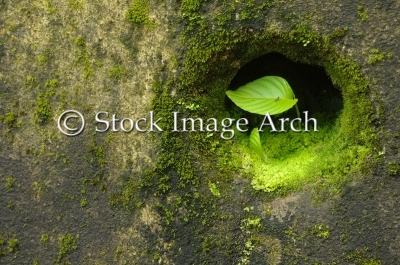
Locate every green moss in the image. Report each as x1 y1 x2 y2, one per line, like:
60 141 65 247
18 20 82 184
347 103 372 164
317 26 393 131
5 177 14 192
125 0 150 24
24 75 38 89
115 245 123 255
2 236 22 259
8 238 18 253
75 50 93 79
37 55 48 65
346 249 381 265
208 182 221 197
107 65 127 81
74 36 85 46
311 224 330 239
86 137 107 167
56 233 78 264
37 49 53 66
7 201 14 210
240 119 341 193
34 89 54 125
357 5 368 21
153 252 161 261
329 27 348 39
0 111 19 128
145 27 377 254
80 197 88 207
44 0 56 14
215 11 232 26
69 0 84 9
40 234 49 244
362 259 381 265
45 79 58 88
368 49 385 64
170 22 379 198
109 2 381 261
156 175 171 195
8 25 15 32
159 204 175 226
387 162 400 175
181 0 202 13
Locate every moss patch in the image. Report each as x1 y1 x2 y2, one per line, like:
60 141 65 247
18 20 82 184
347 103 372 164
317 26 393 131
162 21 380 198
34 89 54 125
56 233 78 264
130 5 382 261
125 0 151 24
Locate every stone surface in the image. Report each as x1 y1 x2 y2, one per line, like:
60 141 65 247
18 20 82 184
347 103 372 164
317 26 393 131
0 0 399 264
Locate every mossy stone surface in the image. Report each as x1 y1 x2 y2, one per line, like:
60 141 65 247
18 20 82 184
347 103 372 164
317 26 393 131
0 0 399 264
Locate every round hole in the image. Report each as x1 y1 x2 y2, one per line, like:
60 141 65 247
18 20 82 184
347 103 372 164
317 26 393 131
226 52 342 129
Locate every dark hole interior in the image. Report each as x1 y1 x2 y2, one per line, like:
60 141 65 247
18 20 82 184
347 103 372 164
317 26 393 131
226 53 343 129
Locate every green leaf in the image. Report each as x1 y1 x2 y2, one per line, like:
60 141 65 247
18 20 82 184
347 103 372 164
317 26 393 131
226 76 298 115
249 128 267 162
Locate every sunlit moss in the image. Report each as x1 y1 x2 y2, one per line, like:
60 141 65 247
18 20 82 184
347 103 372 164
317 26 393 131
167 20 379 198
125 0 150 24
56 233 78 264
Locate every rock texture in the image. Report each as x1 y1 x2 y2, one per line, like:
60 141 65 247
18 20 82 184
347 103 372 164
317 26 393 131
0 0 399 264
